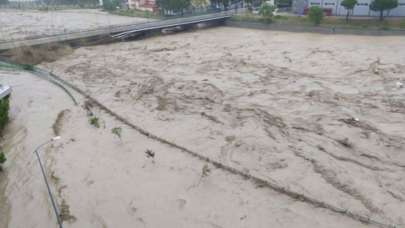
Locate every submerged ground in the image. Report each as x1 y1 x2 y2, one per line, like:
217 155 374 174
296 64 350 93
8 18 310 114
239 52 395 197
1 27 405 228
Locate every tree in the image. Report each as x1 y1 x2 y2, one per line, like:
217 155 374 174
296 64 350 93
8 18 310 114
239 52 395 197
341 0 357 23
0 0 8 5
157 0 191 15
78 0 100 7
191 0 209 8
370 0 398 21
210 0 220 8
308 6 324 25
259 2 275 23
244 0 253 11
103 0 119 11
221 0 230 10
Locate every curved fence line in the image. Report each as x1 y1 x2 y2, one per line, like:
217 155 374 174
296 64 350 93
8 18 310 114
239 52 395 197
0 60 78 105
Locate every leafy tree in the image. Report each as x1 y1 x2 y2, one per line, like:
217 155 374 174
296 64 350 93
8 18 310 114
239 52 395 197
244 0 253 10
370 0 398 21
221 0 230 9
308 6 324 25
191 0 209 8
78 0 99 6
157 0 191 15
210 0 221 8
103 0 119 11
259 2 275 23
341 0 357 22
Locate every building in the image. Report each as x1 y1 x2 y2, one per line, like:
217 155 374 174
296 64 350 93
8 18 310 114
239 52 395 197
294 0 405 16
128 0 157 11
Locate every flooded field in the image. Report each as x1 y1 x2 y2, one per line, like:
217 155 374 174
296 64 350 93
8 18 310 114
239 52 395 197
0 9 151 42
1 27 405 228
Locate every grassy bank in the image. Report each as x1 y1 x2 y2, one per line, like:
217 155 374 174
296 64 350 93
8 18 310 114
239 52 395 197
0 97 9 134
231 12 405 30
0 96 9 171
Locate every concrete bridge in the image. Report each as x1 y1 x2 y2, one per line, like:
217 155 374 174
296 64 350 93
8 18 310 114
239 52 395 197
0 12 234 51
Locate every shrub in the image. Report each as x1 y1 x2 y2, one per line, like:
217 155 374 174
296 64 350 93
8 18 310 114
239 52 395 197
103 0 119 11
89 116 100 128
259 2 275 23
21 64 35 71
0 152 6 171
308 6 324 25
0 96 10 133
400 19 405 28
0 152 6 164
111 127 122 138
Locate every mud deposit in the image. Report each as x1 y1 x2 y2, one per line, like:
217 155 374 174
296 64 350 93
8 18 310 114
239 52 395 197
1 27 405 228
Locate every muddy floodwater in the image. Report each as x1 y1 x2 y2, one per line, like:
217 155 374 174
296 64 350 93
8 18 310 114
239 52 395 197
1 27 405 228
0 9 151 42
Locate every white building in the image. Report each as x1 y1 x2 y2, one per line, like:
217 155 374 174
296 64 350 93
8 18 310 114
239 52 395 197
128 0 157 11
294 0 405 16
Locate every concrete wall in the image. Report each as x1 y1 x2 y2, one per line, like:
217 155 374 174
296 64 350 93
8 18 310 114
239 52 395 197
226 20 405 35
306 0 405 16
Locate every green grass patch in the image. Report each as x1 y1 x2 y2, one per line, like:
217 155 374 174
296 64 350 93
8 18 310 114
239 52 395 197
0 96 10 133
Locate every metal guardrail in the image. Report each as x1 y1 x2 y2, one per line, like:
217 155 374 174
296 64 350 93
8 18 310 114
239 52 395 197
112 13 232 38
0 11 234 51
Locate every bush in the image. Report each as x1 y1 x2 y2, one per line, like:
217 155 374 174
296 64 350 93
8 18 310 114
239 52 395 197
0 152 5 164
89 116 100 128
103 0 119 11
0 152 6 171
259 2 275 23
111 127 122 138
308 6 324 25
0 96 10 133
400 20 405 28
